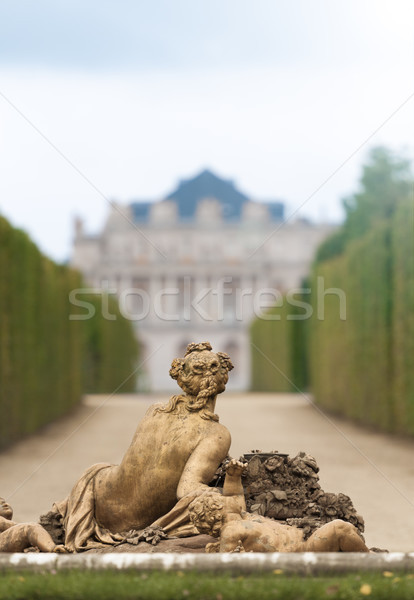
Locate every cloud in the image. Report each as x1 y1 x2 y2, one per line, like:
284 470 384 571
1 0 412 71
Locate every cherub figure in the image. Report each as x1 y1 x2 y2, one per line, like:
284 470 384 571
189 460 369 553
0 497 66 553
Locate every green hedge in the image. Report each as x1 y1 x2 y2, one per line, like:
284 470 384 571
0 216 139 449
250 146 413 434
81 294 139 394
250 292 309 392
250 302 292 392
392 199 414 433
249 200 413 437
309 222 393 429
0 217 83 448
309 199 414 435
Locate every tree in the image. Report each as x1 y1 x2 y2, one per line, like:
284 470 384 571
316 146 412 262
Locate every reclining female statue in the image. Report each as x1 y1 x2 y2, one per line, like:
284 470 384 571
188 460 369 553
0 497 66 553
54 342 233 552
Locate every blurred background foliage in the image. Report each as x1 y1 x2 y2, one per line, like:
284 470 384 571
251 147 414 435
81 293 139 394
0 218 138 449
250 291 309 393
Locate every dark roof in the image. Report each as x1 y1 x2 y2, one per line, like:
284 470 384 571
166 169 248 221
130 169 284 223
265 201 284 221
130 201 152 222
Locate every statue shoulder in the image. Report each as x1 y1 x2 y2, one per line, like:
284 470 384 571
204 421 231 450
214 422 231 442
145 403 162 417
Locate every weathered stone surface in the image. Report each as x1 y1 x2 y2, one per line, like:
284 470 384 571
2 344 369 556
211 450 365 540
40 449 368 554
1 552 413 575
40 342 234 553
193 459 369 553
82 534 215 554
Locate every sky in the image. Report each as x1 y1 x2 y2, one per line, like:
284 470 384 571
0 0 413 262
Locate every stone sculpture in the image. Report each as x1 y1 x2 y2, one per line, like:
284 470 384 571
189 460 369 553
211 450 365 539
51 341 234 552
0 497 66 553
3 340 375 555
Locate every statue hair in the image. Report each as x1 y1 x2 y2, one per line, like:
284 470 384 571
154 394 219 422
184 341 212 355
154 342 233 421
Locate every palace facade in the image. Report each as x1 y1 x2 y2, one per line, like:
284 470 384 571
71 170 333 390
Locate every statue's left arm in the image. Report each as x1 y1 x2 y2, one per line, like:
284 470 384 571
223 459 246 497
176 425 231 499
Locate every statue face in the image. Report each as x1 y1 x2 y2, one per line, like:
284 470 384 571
0 498 13 520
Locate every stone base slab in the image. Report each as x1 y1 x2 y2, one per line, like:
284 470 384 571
1 552 414 575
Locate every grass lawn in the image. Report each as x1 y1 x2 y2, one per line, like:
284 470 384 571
0 570 413 600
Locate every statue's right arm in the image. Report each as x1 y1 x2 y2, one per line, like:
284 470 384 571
176 425 231 499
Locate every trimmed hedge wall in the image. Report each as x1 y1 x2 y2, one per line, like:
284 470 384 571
0 216 139 449
309 223 393 429
81 294 139 394
250 293 309 392
250 199 414 436
250 302 292 392
309 199 413 435
391 200 414 434
0 217 82 448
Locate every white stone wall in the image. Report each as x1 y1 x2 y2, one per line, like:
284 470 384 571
71 205 334 391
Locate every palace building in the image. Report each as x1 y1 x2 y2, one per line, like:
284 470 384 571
71 170 333 390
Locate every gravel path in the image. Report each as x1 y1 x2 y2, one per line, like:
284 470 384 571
1 393 413 551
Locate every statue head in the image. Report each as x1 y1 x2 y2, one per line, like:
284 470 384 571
0 497 13 520
188 489 225 538
169 342 234 412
